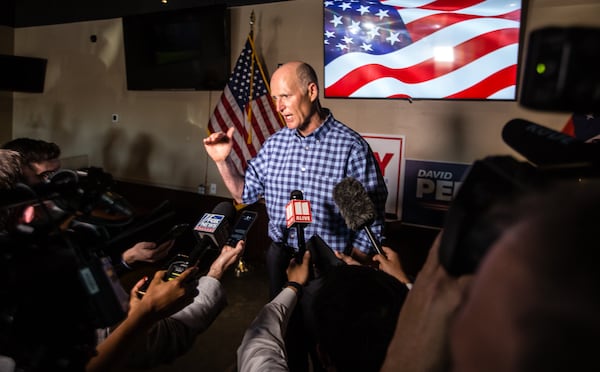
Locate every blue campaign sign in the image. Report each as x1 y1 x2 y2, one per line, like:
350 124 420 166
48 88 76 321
402 159 471 228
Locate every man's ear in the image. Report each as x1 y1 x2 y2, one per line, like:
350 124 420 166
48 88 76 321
316 343 332 370
308 82 319 102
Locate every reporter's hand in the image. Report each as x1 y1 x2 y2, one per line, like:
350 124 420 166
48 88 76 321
286 250 311 286
373 246 411 284
129 267 199 324
122 240 175 266
334 250 361 266
207 240 245 280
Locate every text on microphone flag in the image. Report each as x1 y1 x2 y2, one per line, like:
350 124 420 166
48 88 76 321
194 214 225 234
286 199 313 227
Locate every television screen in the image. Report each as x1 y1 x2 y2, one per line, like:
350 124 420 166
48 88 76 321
323 0 523 100
122 6 230 91
0 54 47 93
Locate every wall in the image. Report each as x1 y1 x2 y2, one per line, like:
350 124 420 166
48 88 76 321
10 0 600 197
0 24 14 142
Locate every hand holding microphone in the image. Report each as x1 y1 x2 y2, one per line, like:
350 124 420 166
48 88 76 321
137 201 235 297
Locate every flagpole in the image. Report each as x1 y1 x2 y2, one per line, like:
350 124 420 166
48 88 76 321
203 92 211 192
246 11 256 145
235 10 255 278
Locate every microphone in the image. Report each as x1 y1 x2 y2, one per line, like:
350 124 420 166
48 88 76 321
169 201 236 276
502 118 600 167
285 190 313 262
333 177 385 257
194 201 236 249
98 191 133 217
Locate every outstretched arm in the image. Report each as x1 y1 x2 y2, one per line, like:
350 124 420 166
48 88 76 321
87 267 199 372
237 250 311 372
203 127 245 203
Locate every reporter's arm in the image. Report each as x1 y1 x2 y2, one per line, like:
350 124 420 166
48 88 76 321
123 241 245 368
373 246 412 287
237 250 311 372
380 233 472 372
86 267 198 372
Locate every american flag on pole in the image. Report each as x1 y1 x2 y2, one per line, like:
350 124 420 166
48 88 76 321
208 33 284 174
324 0 522 100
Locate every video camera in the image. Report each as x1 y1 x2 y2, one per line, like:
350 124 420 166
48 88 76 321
0 166 149 370
438 26 600 276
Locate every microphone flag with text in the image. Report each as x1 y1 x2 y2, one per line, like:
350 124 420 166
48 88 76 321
194 201 236 249
286 190 313 262
333 177 385 257
137 201 236 296
171 201 236 275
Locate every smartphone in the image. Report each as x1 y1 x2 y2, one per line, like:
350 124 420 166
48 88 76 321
136 253 191 298
225 210 258 247
155 223 190 246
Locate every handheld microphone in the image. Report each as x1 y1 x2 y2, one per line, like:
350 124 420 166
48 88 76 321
137 201 236 297
285 190 313 262
502 119 600 167
98 191 133 217
168 201 235 278
333 177 385 257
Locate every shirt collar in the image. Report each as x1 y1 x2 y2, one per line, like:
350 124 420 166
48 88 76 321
293 108 333 142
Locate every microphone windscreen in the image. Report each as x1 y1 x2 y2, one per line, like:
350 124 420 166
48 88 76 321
290 190 304 200
333 177 375 231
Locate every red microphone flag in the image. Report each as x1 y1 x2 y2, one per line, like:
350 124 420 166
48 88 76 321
286 199 313 228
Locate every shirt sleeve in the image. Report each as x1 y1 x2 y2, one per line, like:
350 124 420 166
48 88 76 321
237 287 298 372
123 276 228 368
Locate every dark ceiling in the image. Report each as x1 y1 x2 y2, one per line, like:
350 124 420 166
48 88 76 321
1 0 286 28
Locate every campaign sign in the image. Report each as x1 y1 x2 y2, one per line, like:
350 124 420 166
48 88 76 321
361 134 405 219
402 159 470 228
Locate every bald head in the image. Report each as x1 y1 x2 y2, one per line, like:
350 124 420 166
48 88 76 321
270 61 323 135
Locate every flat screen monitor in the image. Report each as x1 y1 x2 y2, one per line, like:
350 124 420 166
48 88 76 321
0 54 47 93
122 5 231 91
323 0 524 100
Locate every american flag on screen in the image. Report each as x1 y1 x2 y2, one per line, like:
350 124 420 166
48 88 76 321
324 0 522 99
208 34 284 174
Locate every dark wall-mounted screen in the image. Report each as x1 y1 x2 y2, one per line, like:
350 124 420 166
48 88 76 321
122 5 230 91
323 0 524 101
0 54 47 93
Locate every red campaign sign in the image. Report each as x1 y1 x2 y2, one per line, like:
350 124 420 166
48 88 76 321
362 134 405 219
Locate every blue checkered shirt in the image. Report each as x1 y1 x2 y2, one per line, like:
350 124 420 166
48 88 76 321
242 110 388 254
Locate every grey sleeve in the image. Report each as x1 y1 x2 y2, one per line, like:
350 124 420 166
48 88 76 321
237 287 298 372
124 275 228 369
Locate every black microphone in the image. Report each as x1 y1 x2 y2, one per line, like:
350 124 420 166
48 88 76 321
167 201 236 279
194 201 236 248
137 201 237 297
286 190 313 263
333 177 385 257
98 191 133 217
502 118 600 166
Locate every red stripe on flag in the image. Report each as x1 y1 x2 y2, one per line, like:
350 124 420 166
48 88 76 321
324 28 519 96
446 64 518 98
207 33 283 174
